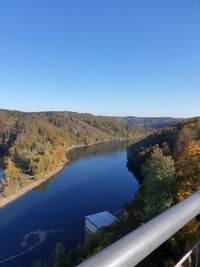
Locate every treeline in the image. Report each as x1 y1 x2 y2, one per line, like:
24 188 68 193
37 117 200 267
0 109 150 197
119 116 183 129
126 117 200 266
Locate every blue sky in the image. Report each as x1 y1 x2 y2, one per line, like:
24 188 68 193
0 0 199 117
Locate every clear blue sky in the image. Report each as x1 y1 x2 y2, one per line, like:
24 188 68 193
0 0 199 118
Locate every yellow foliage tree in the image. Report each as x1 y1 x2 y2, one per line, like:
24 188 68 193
176 140 200 201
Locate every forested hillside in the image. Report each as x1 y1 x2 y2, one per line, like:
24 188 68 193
119 116 183 128
0 109 150 197
40 117 200 267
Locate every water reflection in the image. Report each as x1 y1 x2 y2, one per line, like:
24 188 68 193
67 140 134 162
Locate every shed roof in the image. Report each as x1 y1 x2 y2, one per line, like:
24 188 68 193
85 211 118 229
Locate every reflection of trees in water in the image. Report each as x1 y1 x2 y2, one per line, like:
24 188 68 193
34 179 51 192
34 170 62 192
34 140 136 192
67 140 135 164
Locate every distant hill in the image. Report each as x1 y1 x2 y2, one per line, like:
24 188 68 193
117 116 184 128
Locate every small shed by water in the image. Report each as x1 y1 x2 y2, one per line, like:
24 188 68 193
85 211 118 236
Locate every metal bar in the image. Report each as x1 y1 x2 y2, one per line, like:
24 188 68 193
175 251 193 267
78 191 200 267
175 241 200 267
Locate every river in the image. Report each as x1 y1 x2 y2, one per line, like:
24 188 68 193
0 141 139 267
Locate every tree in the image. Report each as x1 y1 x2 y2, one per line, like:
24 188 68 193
176 140 200 200
53 243 72 267
176 127 193 156
2 158 21 197
141 146 175 220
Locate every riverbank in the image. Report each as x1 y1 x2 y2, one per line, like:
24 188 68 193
0 138 133 209
0 162 66 208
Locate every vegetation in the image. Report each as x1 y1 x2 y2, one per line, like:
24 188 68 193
0 109 150 197
127 117 200 265
38 117 200 267
119 116 183 129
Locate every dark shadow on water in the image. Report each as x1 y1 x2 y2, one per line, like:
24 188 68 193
67 140 135 163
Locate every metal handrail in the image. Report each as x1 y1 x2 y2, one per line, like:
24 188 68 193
78 192 200 267
175 240 200 267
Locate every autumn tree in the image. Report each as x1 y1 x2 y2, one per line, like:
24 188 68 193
176 140 200 201
2 157 21 197
176 127 193 156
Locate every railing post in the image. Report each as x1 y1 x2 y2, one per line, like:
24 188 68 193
175 241 200 266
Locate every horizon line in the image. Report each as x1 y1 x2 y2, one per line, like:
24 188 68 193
0 108 196 119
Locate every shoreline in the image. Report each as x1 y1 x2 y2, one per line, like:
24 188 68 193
0 138 136 209
0 162 66 208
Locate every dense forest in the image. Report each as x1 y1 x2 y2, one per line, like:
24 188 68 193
118 116 183 129
0 109 150 197
36 117 200 267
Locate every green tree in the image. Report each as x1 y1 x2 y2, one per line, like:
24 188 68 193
53 243 73 267
141 146 175 220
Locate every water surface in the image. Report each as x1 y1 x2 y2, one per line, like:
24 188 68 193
0 141 139 267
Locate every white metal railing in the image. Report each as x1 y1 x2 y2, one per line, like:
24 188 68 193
175 240 200 267
78 192 200 267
